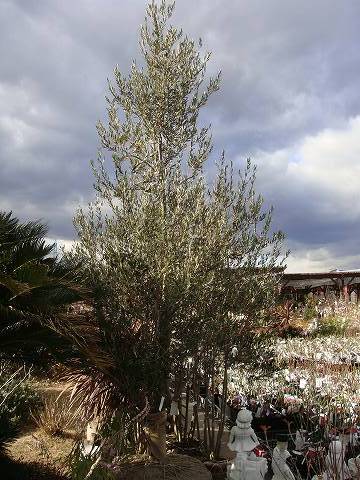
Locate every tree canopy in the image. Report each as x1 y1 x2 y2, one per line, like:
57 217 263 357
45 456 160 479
71 0 286 430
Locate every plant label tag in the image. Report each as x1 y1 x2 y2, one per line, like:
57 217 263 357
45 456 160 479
170 401 179 416
159 396 165 411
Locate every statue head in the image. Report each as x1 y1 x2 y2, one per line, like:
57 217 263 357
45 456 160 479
236 408 253 428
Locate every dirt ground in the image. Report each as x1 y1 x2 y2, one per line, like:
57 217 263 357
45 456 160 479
0 380 230 479
0 379 75 480
1 428 74 480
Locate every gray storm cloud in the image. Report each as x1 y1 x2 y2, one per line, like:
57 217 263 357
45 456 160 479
1 0 360 271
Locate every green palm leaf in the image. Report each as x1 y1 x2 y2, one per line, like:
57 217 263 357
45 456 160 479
0 211 88 364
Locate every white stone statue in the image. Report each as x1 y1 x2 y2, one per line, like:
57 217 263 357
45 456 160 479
227 451 268 480
227 408 267 480
348 454 360 479
323 440 350 480
272 439 295 480
228 408 259 454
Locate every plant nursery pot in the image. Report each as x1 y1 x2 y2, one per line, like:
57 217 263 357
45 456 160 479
115 454 212 480
145 411 168 461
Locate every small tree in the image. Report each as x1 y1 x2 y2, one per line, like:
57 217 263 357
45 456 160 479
72 0 285 459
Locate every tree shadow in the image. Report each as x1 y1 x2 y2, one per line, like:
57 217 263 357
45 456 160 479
0 455 69 480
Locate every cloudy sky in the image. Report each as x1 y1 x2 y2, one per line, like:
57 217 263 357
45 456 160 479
1 0 360 272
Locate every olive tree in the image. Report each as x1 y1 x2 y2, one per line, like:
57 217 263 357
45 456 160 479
72 0 285 459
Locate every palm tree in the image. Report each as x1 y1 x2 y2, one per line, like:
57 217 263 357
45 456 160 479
0 211 86 364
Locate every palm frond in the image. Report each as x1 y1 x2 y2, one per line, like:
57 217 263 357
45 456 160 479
0 211 88 364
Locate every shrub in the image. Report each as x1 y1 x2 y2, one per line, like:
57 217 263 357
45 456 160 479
0 368 41 452
303 296 318 322
69 444 115 480
312 315 347 337
33 397 77 437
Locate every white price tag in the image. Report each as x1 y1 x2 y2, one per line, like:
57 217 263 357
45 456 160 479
299 378 307 389
315 378 323 388
159 396 165 411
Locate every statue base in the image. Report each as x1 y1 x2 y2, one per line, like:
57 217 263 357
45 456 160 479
227 453 267 480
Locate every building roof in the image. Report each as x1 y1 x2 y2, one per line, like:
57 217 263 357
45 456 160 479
282 270 360 289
